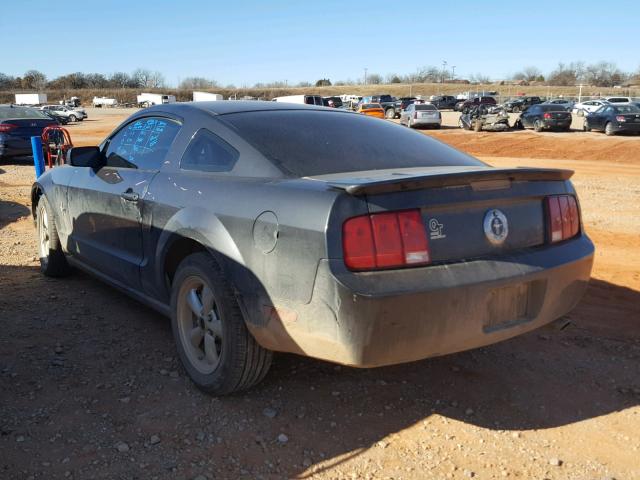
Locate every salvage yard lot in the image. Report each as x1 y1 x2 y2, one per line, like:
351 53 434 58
1 108 639 479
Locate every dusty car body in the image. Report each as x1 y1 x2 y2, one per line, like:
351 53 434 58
32 102 594 394
459 105 510 132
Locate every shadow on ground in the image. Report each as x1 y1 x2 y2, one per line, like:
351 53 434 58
1 265 638 479
0 200 30 229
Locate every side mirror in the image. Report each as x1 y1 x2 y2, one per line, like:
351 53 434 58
67 146 104 168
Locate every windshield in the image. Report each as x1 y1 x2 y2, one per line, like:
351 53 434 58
220 110 483 177
0 106 50 119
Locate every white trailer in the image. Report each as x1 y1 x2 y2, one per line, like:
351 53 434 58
136 93 176 106
92 96 117 107
15 93 47 105
193 91 223 102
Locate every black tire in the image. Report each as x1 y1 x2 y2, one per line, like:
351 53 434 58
384 108 395 119
534 120 544 132
605 122 615 136
512 106 520 113
36 197 70 277
170 252 272 395
433 124 441 129
408 118 413 128
68 114 77 122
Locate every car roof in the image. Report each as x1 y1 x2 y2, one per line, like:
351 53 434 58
143 100 335 116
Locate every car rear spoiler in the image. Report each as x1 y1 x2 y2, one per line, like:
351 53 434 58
325 168 574 196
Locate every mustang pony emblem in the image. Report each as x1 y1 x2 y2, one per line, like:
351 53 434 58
483 209 509 245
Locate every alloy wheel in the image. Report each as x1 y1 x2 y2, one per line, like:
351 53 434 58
176 276 223 374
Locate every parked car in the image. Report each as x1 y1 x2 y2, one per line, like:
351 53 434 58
39 105 87 122
399 103 441 129
361 95 398 119
0 105 57 159
42 110 70 125
543 99 575 111
502 96 542 113
272 95 324 106
572 100 609 116
602 96 632 103
459 105 510 132
322 96 344 108
583 103 640 135
427 95 458 110
356 103 385 118
32 102 594 395
516 104 572 132
455 96 497 113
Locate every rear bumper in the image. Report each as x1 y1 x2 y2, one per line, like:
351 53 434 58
544 119 571 129
612 122 640 133
412 117 441 126
0 135 33 158
249 235 594 367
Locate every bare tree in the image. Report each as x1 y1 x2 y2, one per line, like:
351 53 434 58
132 68 164 88
22 70 47 90
179 77 218 89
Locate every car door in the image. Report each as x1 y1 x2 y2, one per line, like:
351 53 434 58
520 106 534 127
65 115 181 289
404 104 414 124
589 106 606 129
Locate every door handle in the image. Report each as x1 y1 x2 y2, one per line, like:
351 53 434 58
121 190 139 202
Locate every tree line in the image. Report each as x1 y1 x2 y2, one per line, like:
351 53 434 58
1 62 639 92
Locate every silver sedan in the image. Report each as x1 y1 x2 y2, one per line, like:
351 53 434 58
399 103 442 129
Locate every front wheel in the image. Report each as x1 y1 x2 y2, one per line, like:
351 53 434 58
385 109 395 119
68 114 77 122
605 122 615 136
170 252 272 395
36 197 70 277
512 106 520 113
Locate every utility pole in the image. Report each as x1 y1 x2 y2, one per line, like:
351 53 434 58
451 66 456 81
441 60 447 83
364 68 368 85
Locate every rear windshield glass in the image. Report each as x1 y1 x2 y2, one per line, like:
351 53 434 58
614 105 640 113
377 95 393 102
0 106 50 119
220 110 483 177
540 105 566 112
416 104 437 111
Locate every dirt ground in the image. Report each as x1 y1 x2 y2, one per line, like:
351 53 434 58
1 108 639 480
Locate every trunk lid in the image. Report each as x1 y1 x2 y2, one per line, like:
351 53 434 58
313 166 573 264
1 118 56 140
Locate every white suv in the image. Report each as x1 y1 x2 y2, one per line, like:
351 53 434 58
39 105 87 122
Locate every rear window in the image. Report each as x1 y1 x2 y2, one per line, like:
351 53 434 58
540 105 566 112
0 106 50 119
416 104 436 111
220 110 483 177
614 105 640 113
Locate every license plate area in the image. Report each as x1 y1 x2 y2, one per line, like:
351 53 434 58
483 281 543 332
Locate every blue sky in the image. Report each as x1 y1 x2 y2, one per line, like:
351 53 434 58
2 0 639 86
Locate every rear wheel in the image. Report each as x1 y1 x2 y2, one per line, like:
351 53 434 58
68 114 77 122
605 122 615 136
170 252 272 395
534 119 544 132
384 108 395 119
512 106 520 113
36 197 70 277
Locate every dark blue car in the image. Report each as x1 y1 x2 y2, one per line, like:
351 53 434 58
0 105 56 159
583 103 640 135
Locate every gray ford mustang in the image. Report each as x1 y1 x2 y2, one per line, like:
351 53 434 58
31 101 594 394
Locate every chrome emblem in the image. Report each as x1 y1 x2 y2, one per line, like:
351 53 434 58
483 209 508 245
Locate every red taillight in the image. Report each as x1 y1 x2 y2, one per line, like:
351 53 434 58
0 123 18 133
546 195 580 243
543 113 552 119
343 209 430 271
616 115 626 122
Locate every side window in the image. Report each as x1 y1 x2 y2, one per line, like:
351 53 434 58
304 96 315 105
104 117 180 170
180 129 239 173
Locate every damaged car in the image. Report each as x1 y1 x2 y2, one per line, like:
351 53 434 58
31 101 594 394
